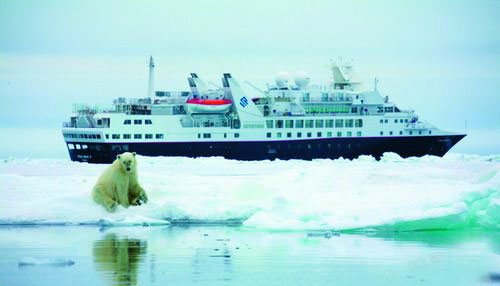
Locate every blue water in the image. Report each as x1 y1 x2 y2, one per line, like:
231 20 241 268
0 226 499 286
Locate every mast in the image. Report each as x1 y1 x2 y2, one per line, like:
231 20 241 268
147 56 155 98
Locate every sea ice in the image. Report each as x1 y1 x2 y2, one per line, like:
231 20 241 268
0 153 498 230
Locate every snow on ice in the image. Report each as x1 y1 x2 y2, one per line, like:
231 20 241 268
0 153 499 231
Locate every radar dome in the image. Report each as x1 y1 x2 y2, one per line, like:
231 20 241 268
294 71 310 88
275 71 290 88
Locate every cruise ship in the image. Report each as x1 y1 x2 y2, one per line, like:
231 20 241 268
62 57 466 163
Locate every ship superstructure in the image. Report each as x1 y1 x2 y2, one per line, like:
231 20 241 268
62 57 465 163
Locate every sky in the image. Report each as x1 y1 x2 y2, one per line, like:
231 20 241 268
0 0 499 157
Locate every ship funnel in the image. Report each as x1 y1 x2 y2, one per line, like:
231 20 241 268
187 73 209 97
330 58 362 90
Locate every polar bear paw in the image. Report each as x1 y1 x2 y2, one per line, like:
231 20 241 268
131 192 148 206
139 192 148 204
106 201 118 212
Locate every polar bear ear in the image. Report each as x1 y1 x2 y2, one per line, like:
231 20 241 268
117 154 121 160
132 152 136 157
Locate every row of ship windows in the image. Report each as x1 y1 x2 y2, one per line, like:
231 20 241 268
197 130 432 139
69 144 127 152
68 144 88 150
64 133 166 140
375 106 400 113
199 133 240 139
123 119 153 125
65 130 432 141
196 131 362 139
266 119 363 129
67 142 365 152
267 131 362 138
380 119 411 124
269 142 362 150
381 130 432 135
64 133 101 139
106 134 164 139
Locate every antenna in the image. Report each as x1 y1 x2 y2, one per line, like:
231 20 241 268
374 77 379 91
147 56 155 98
329 58 335 85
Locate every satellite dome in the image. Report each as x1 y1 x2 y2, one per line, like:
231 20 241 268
294 71 310 88
275 71 290 88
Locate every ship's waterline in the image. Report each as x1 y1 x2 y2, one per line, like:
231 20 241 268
66 135 465 164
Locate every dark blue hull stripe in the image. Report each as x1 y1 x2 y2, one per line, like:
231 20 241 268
66 135 466 163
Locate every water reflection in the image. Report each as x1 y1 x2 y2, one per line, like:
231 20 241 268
190 240 233 283
93 233 147 286
1 226 499 286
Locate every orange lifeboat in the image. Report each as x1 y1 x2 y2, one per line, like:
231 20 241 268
186 99 232 114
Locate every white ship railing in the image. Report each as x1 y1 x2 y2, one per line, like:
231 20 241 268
300 96 353 103
72 103 115 114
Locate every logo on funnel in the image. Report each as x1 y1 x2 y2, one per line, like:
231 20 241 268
240 97 248 108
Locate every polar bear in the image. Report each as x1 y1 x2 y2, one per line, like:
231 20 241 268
92 152 148 212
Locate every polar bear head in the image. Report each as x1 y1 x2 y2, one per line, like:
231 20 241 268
116 152 137 173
